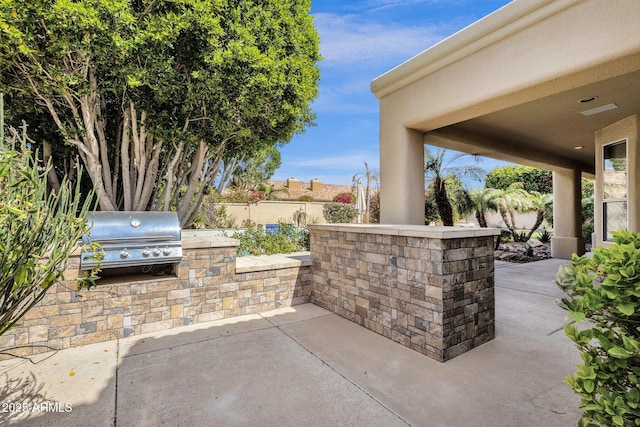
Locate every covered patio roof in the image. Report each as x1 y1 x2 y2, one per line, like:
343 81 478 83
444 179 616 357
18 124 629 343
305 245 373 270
371 0 640 175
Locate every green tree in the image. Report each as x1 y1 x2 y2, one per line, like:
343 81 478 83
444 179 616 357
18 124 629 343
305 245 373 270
424 147 484 226
485 165 553 193
0 0 320 225
230 146 282 191
424 192 439 225
581 178 595 244
0 97 97 337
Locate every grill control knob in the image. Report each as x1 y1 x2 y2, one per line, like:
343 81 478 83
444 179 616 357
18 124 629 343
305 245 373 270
142 249 151 258
162 248 171 256
120 250 130 259
153 248 161 257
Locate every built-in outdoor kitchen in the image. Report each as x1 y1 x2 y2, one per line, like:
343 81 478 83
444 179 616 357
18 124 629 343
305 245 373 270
1 218 499 363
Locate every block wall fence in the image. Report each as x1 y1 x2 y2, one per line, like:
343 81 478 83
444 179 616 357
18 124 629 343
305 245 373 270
2 226 499 363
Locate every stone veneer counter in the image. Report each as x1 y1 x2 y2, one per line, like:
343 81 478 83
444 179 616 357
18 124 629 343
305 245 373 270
0 236 313 357
308 224 500 362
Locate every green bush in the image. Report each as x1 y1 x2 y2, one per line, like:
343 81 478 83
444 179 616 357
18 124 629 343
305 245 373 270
556 230 640 426
582 193 594 245
297 195 314 202
232 221 309 256
485 165 552 193
322 202 357 223
424 192 439 224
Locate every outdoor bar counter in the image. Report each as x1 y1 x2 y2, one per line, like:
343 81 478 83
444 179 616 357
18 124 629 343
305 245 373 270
309 224 501 362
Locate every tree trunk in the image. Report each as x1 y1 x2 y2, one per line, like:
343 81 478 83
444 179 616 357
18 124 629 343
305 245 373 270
42 140 61 193
526 209 545 241
475 210 488 228
434 177 454 226
500 206 518 240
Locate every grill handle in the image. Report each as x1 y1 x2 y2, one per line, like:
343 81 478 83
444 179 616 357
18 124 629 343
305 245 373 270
86 235 178 244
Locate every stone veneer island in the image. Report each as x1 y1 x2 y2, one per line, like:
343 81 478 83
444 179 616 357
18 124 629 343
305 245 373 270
309 224 500 362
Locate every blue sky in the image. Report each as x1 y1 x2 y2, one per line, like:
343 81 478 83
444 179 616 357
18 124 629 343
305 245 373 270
271 0 513 187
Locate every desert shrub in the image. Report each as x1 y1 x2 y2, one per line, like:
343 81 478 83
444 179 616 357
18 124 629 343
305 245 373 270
190 196 236 229
485 165 552 193
333 192 355 203
556 230 640 426
297 195 314 202
323 202 357 223
370 192 380 223
1 102 97 336
232 221 308 256
241 218 257 228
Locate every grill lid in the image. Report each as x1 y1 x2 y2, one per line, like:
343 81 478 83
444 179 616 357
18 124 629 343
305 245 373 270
81 211 182 270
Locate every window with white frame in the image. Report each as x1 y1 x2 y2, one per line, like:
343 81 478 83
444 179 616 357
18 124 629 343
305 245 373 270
602 139 628 241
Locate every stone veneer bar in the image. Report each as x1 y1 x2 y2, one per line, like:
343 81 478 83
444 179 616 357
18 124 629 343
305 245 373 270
309 224 500 362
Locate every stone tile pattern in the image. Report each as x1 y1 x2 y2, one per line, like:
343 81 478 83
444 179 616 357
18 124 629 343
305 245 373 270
310 230 495 362
0 246 311 356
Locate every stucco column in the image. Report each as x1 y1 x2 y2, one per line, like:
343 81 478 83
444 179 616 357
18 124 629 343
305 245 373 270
379 123 425 224
551 168 585 259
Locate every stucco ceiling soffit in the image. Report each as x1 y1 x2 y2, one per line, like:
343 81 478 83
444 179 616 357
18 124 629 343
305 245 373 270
404 53 640 134
424 127 594 174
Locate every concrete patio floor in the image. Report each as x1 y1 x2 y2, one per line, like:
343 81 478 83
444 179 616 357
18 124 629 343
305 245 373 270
1 258 582 426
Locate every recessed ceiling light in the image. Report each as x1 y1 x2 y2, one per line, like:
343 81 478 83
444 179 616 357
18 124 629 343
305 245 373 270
579 96 598 103
574 146 584 150
580 103 618 117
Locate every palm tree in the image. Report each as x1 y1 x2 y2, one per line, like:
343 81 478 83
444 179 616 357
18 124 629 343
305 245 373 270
469 188 501 227
424 148 485 226
254 183 290 200
496 184 533 241
523 191 553 241
495 184 552 241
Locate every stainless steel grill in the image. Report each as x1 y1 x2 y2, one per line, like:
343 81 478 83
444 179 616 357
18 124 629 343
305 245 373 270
80 211 182 270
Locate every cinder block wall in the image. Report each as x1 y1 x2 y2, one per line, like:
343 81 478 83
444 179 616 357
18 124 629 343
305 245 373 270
309 224 497 362
0 239 311 357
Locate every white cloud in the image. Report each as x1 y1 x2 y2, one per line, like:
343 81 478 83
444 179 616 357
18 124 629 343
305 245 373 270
314 13 447 68
349 0 450 12
289 152 379 171
312 87 378 114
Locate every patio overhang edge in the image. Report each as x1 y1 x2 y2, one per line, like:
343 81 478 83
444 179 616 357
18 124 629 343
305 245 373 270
370 0 582 99
424 127 595 175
